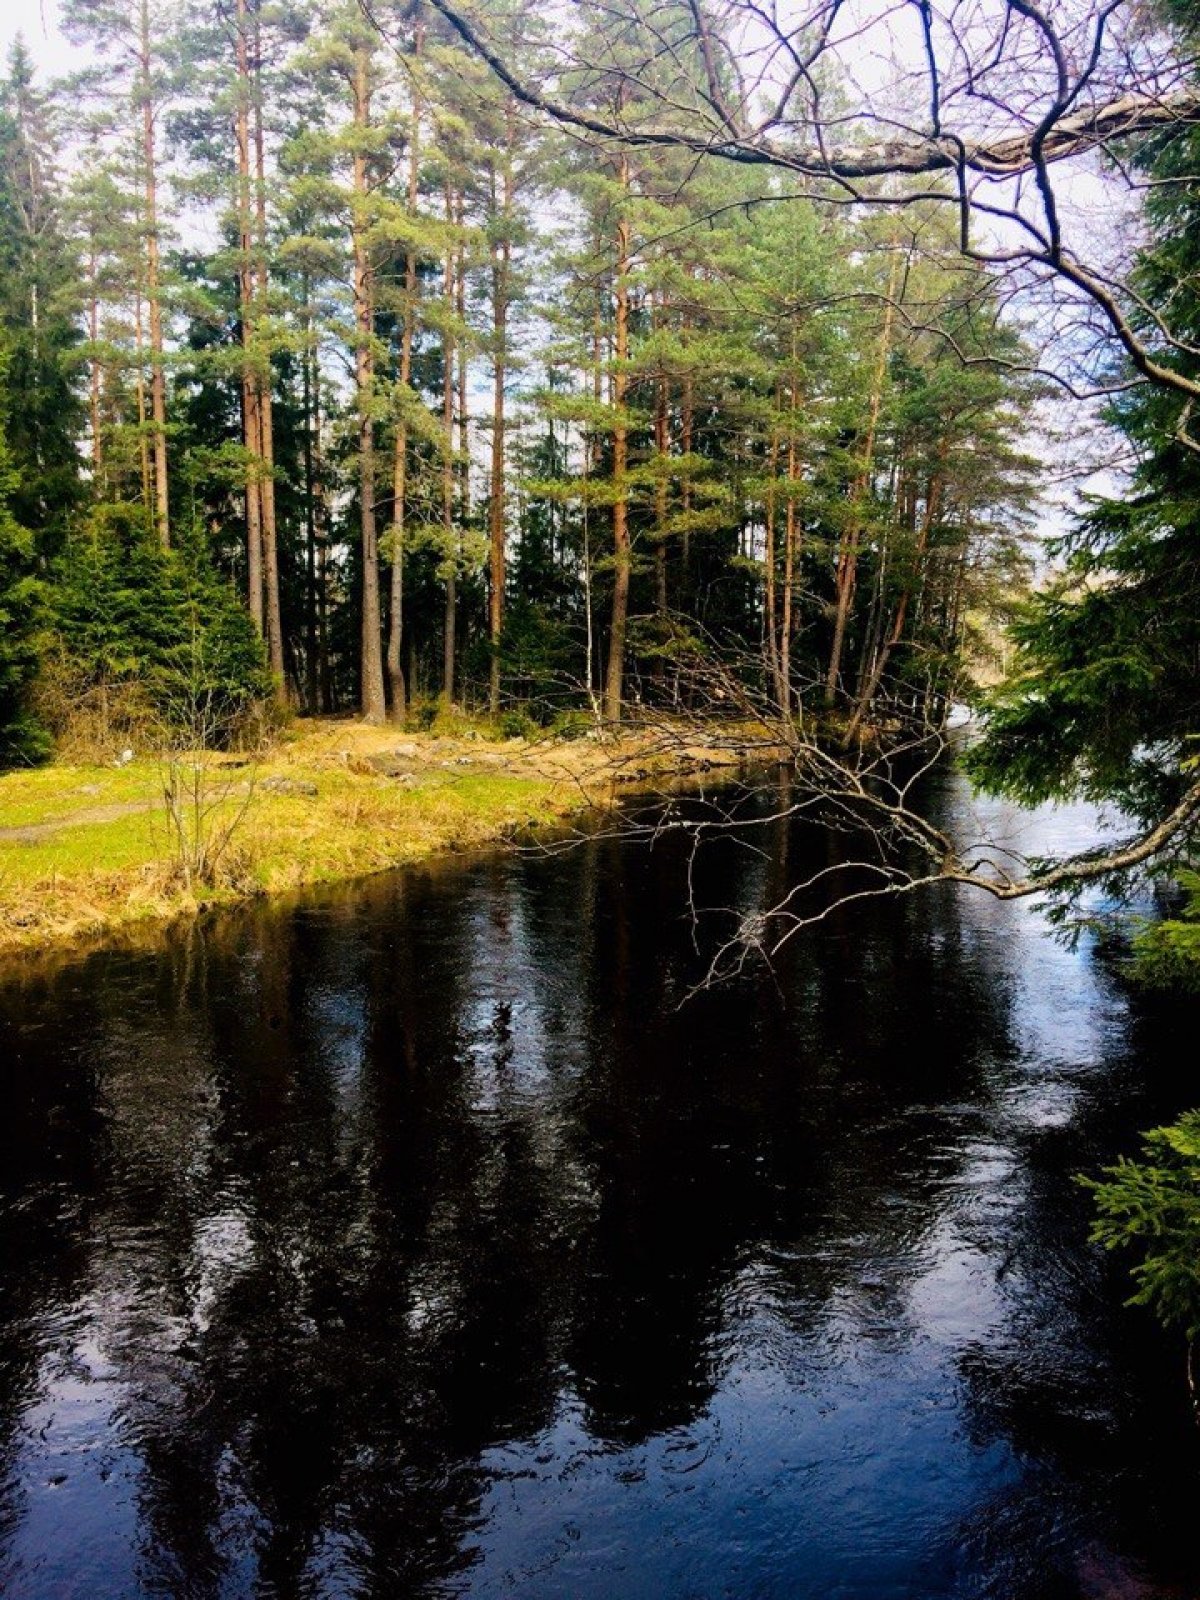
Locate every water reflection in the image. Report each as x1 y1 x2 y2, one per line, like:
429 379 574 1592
0 774 1197 1598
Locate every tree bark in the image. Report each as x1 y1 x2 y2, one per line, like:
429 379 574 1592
134 287 152 523
488 100 514 716
235 0 263 633
764 380 781 708
302 283 318 712
87 246 104 489
139 0 169 547
252 2 285 692
353 43 386 722
441 181 457 706
781 421 797 716
387 22 422 723
603 153 631 725
824 247 900 708
652 310 669 687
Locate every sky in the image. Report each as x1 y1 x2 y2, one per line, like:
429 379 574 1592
1 0 78 77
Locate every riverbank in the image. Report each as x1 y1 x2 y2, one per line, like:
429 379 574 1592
0 717 756 960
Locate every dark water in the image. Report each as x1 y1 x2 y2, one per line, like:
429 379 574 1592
1 773 1198 1600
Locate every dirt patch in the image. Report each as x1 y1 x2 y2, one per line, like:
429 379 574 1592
0 798 160 844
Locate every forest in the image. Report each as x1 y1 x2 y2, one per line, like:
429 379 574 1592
0 0 1047 761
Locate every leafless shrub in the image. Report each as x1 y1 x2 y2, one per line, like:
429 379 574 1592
154 635 262 892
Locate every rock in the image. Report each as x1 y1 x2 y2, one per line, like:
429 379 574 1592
359 751 420 778
261 776 318 797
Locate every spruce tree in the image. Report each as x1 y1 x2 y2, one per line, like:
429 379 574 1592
0 342 44 765
970 96 1200 827
0 41 84 551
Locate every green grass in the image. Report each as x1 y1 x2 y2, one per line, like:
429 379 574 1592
0 806 163 877
0 763 161 829
0 753 581 957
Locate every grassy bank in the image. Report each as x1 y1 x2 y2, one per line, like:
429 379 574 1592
0 717 747 960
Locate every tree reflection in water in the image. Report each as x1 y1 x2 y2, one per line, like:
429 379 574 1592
0 774 1197 1599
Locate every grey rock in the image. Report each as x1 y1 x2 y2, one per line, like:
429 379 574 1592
361 752 420 778
261 776 319 797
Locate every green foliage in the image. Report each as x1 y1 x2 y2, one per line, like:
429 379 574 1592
971 110 1200 828
0 41 84 549
495 593 582 706
0 419 46 766
548 708 592 739
44 506 272 739
0 0 1041 739
497 706 538 739
1083 1112 1200 1341
967 494 1200 822
406 698 439 733
1132 870 1200 991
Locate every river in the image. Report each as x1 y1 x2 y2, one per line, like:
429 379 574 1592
0 770 1197 1598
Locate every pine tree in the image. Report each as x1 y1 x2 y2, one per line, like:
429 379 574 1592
62 0 178 546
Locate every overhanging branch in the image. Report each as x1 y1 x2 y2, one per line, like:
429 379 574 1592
417 0 1199 180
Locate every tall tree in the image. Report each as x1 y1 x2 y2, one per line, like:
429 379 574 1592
970 81 1200 832
63 0 176 546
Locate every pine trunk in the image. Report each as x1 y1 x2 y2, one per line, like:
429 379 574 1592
442 183 457 705
488 105 513 716
252 6 285 692
387 29 421 723
824 249 901 708
765 382 781 708
88 249 103 488
353 45 386 722
603 155 631 725
235 0 263 633
139 0 169 547
134 289 152 523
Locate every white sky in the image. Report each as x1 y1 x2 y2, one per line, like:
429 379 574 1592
1 0 80 77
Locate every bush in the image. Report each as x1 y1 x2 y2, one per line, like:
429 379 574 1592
497 707 538 740
405 698 439 733
29 656 158 762
549 708 593 740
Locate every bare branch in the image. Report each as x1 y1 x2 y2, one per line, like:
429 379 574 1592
415 0 1198 180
